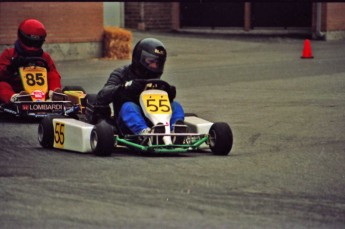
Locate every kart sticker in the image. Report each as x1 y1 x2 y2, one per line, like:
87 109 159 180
20 102 64 112
54 122 65 149
32 90 46 101
142 94 172 115
19 66 48 100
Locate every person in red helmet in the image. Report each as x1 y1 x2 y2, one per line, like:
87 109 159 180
0 18 62 103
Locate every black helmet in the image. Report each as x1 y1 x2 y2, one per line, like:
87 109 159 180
132 38 167 79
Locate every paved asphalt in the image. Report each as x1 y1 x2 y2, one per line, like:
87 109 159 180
1 31 345 228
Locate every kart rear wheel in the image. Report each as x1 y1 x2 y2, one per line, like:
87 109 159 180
209 122 233 155
90 120 115 157
38 115 65 148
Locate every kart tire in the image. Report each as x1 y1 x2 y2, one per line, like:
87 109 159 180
90 120 115 157
209 122 233 156
38 115 65 148
62 86 86 94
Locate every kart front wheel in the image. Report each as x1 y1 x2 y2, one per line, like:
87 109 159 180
90 120 115 157
209 122 233 155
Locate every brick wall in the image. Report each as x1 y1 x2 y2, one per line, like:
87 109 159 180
325 3 345 31
144 3 173 30
0 2 104 45
125 2 173 30
124 2 141 29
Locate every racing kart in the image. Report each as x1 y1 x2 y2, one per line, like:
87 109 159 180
0 57 87 119
38 79 233 156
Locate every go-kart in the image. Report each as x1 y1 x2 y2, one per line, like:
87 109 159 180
0 57 87 119
38 79 233 156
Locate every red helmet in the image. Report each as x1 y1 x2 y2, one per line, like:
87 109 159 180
17 19 46 52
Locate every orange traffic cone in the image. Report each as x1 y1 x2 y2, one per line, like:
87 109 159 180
301 39 314 59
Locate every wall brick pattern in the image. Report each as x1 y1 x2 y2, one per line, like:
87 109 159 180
0 2 104 45
325 3 345 31
125 2 173 30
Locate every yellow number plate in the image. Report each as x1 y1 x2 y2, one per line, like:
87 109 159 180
19 66 48 96
53 122 65 149
142 94 172 115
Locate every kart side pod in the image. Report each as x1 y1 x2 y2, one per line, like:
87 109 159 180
184 115 213 134
184 115 233 155
184 115 213 148
38 116 94 153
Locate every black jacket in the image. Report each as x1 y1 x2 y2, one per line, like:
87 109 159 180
96 64 139 114
96 64 176 116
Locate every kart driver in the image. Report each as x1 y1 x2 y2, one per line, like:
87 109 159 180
92 38 185 138
0 18 62 103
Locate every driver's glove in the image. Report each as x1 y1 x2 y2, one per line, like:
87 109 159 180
7 56 26 74
122 80 147 96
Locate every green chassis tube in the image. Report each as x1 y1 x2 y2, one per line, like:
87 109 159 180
115 136 209 153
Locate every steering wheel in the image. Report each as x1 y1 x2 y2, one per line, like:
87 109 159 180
22 57 49 69
136 79 171 92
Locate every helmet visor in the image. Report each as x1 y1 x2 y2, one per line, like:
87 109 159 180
19 30 45 48
139 50 165 74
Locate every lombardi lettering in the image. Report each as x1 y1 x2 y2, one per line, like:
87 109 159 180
29 104 63 111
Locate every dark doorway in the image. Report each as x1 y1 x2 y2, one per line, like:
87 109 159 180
180 3 312 28
252 3 312 28
180 3 244 28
